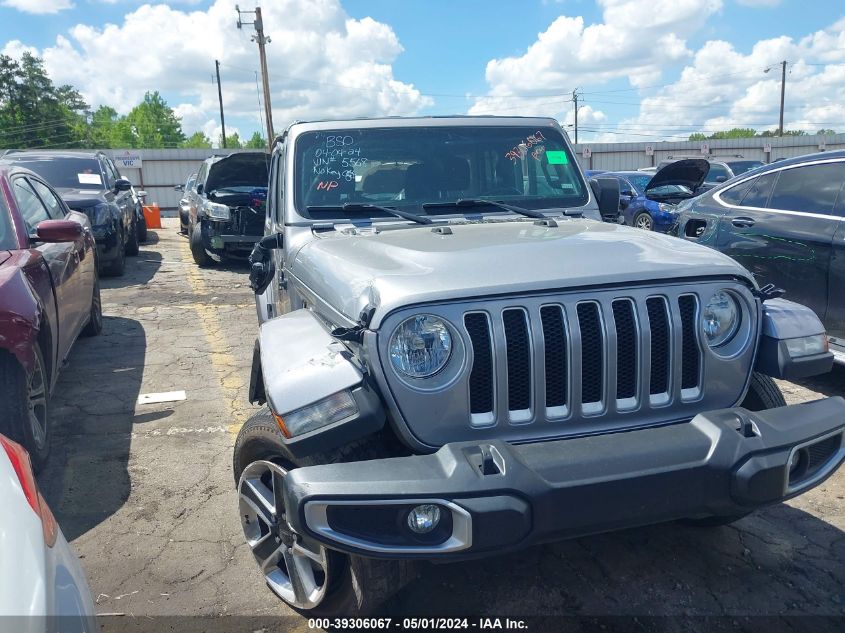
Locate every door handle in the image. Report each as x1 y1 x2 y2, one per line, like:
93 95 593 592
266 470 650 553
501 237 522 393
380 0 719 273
732 217 756 228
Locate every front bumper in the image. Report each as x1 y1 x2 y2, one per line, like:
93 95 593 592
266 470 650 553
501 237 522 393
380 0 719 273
201 219 261 257
91 225 121 263
284 397 845 560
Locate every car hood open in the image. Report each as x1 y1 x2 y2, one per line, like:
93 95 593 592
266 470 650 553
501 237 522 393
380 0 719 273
205 152 270 193
646 159 709 192
290 219 752 328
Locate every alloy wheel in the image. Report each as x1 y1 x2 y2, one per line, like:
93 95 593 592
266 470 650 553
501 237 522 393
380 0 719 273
635 214 653 231
238 460 330 610
27 353 48 450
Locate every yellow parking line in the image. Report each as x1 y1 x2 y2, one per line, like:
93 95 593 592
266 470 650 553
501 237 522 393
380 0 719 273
179 239 254 435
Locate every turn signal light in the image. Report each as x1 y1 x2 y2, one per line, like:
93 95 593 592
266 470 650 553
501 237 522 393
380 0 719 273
0 434 58 547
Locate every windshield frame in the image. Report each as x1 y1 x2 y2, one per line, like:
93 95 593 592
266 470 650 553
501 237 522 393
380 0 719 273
288 121 589 225
0 185 18 250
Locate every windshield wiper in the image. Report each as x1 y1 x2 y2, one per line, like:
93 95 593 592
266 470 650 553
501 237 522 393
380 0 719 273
306 203 432 225
423 198 575 219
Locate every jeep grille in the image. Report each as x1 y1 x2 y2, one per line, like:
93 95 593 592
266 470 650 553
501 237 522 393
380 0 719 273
375 281 757 448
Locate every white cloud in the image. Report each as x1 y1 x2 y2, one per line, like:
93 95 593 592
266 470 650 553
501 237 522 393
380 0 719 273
468 0 723 124
736 0 781 7
22 0 430 136
1 39 39 59
1 0 73 14
616 21 845 139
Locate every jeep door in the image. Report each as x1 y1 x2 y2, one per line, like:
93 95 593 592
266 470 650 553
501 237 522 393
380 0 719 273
12 176 85 362
714 160 845 321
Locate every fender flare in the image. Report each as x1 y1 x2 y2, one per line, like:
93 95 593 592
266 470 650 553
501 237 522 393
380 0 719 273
0 264 43 374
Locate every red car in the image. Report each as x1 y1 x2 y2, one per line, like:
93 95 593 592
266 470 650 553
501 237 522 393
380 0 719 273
0 164 101 471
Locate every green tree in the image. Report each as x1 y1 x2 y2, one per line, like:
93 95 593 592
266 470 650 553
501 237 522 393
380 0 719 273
817 128 837 136
124 91 186 148
182 131 212 148
244 131 266 148
219 132 243 149
0 52 88 149
87 105 133 148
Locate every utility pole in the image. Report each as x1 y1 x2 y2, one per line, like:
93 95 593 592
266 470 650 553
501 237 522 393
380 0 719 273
778 60 787 137
572 89 580 144
215 60 227 148
236 5 274 149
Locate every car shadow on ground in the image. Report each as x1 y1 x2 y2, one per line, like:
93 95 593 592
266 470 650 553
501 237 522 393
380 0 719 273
383 502 844 616
102 244 163 289
37 315 146 542
795 364 845 398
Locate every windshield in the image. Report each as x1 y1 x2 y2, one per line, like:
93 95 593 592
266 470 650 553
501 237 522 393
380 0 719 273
0 192 16 250
294 125 587 221
727 160 765 175
626 174 652 192
8 156 104 189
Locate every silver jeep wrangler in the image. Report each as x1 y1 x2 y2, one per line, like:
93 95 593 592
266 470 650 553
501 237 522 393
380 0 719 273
234 116 845 616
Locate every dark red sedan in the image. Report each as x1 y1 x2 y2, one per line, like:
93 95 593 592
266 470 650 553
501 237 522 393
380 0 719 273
0 164 102 471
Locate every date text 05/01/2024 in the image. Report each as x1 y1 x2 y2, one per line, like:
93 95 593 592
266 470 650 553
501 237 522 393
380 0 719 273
307 618 528 630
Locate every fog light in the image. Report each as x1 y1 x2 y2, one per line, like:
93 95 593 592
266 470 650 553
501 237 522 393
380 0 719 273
784 334 828 358
788 450 802 475
407 504 441 534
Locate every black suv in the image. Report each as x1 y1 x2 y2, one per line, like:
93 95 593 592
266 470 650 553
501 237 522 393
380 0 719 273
3 150 138 276
188 152 269 266
676 150 845 363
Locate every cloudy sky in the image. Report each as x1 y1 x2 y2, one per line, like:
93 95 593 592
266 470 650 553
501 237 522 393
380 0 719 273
0 0 842 144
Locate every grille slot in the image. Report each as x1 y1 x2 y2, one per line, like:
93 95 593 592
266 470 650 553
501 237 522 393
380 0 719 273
457 285 732 434
678 295 701 391
806 434 842 477
503 309 531 413
464 313 494 416
612 300 637 401
646 297 670 395
577 303 603 405
540 306 568 409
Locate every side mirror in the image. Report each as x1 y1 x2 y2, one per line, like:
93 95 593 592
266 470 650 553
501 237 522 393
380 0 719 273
174 184 184 192
591 177 621 222
114 178 132 192
715 175 727 183
34 219 83 243
196 183 204 196
620 189 635 198
248 233 284 294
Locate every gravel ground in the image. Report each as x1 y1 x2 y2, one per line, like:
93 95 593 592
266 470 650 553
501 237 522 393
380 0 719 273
37 218 844 630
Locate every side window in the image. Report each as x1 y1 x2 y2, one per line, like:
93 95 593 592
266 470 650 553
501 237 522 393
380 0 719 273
100 159 115 189
707 163 730 182
768 163 845 215
108 158 122 179
29 179 67 220
12 178 51 234
720 178 755 205
739 172 777 208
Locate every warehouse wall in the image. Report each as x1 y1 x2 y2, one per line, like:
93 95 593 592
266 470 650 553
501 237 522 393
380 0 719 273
104 133 845 212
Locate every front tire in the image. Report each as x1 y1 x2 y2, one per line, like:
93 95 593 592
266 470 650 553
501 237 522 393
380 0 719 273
0 347 51 472
103 236 126 277
633 211 653 231
233 408 415 616
81 276 103 337
190 223 212 267
126 216 140 256
137 214 148 243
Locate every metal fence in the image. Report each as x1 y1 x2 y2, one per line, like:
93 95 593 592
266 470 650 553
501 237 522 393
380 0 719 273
572 133 845 172
87 133 845 213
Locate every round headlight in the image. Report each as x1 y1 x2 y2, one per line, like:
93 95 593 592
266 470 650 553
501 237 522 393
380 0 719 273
702 290 740 347
389 315 452 378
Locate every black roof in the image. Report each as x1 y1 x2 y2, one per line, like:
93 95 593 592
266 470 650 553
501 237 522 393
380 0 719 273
1 149 106 160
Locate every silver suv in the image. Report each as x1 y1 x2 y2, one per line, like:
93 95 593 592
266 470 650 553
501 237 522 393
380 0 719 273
233 116 844 616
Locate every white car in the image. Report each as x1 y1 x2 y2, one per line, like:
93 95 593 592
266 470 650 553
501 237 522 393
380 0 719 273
0 434 97 631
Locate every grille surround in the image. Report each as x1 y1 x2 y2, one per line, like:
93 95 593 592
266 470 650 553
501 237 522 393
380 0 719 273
375 280 759 449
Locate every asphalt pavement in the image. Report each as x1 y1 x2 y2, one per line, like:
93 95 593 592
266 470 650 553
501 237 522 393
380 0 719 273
37 219 845 629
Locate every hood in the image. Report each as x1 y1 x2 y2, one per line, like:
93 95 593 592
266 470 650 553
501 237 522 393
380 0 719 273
291 219 752 328
646 159 709 192
205 153 269 193
54 187 106 208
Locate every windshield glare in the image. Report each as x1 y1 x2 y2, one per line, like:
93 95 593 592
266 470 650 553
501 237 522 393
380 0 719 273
8 157 104 189
294 126 587 221
727 160 765 175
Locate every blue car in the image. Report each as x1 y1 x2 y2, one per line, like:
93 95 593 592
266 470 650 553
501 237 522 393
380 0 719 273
605 160 708 232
